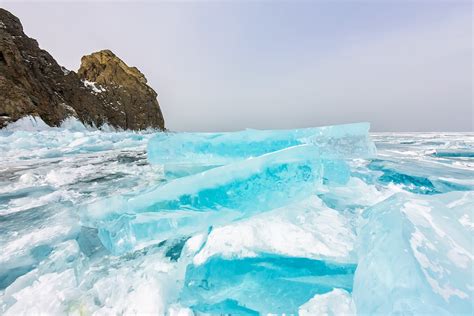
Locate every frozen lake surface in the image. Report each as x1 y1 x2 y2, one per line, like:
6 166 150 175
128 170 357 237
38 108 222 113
0 121 473 315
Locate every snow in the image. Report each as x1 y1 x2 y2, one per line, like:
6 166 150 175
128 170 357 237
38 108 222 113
193 196 357 265
82 80 106 93
60 66 70 76
299 288 355 316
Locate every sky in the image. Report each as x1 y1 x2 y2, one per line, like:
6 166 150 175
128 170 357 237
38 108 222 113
2 1 473 132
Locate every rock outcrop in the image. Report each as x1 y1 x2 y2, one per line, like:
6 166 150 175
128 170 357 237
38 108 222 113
0 8 165 130
78 50 164 130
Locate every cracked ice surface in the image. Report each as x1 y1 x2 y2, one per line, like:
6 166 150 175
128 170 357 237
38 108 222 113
1 118 473 315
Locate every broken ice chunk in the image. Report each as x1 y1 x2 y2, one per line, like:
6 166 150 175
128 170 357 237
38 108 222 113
97 210 241 255
147 122 375 171
353 191 474 315
180 254 356 314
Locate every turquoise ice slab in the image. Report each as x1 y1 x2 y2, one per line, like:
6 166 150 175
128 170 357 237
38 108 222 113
83 145 323 254
180 254 356 314
147 122 376 171
368 159 474 194
97 210 242 255
353 191 474 315
432 149 474 158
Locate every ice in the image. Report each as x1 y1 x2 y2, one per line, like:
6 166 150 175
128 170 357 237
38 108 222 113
4 116 51 132
368 158 474 194
147 122 375 172
433 149 474 158
1 122 473 315
353 191 473 315
180 254 356 314
0 116 159 164
1 239 188 315
0 208 79 290
83 145 324 254
83 123 376 255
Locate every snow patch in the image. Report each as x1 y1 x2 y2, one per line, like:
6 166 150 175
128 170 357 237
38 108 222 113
83 80 106 93
193 196 356 265
299 288 355 316
60 66 70 75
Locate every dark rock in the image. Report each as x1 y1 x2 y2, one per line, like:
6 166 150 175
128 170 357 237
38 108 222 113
78 50 165 130
0 8 165 130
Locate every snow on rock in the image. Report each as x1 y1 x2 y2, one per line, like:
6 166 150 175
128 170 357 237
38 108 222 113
82 79 106 93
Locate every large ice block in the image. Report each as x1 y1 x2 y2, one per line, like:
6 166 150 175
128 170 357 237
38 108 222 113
147 122 375 171
82 123 375 255
180 254 356 314
83 145 323 254
353 191 473 315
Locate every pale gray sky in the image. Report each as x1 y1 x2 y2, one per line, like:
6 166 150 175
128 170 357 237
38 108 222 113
2 1 473 132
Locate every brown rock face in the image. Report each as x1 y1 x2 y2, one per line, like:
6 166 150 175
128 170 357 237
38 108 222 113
78 50 164 130
0 8 165 130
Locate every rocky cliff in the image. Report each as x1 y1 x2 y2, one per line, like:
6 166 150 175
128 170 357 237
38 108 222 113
77 50 164 130
0 8 165 130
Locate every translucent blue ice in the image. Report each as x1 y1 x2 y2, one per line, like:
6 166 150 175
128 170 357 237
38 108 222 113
82 123 377 255
353 191 473 315
147 122 375 171
84 145 323 254
180 254 356 314
368 159 474 194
